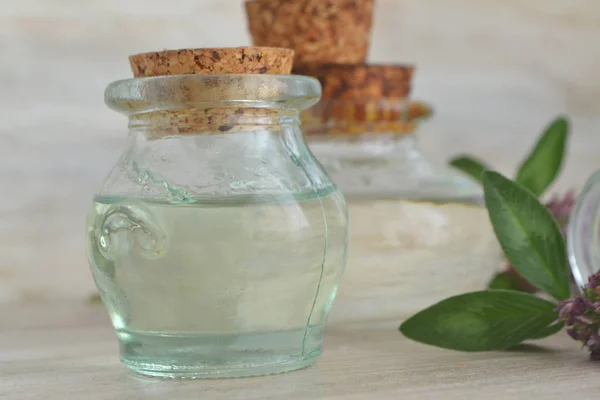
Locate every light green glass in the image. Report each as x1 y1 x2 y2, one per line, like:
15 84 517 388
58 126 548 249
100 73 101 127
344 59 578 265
86 75 348 378
568 170 600 288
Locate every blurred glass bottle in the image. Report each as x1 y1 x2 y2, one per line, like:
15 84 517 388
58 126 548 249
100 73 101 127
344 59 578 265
300 64 499 324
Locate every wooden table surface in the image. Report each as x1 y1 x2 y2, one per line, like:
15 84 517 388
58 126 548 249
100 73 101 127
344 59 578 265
3 1 600 398
1 302 597 400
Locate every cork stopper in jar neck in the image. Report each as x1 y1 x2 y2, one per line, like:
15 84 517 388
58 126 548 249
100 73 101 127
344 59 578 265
107 47 322 137
245 0 375 65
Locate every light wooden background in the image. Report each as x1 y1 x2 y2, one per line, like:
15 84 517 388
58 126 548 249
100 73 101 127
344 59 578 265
2 0 600 302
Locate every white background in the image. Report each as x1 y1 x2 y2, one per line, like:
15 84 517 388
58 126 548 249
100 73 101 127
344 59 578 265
1 0 599 301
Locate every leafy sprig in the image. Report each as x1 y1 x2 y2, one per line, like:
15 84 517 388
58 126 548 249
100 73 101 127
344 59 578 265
400 171 572 351
450 117 570 291
400 116 580 353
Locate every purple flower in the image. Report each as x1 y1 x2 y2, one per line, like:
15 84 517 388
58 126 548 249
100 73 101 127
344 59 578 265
566 328 579 341
587 273 600 292
573 297 590 314
585 333 600 361
586 334 600 349
556 298 588 324
589 336 600 361
558 270 600 361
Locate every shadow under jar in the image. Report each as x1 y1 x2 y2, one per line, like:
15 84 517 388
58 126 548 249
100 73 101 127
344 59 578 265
86 74 348 378
304 99 499 325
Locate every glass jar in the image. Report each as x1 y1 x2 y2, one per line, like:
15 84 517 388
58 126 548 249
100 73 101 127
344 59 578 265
568 170 600 288
305 99 499 324
86 74 348 378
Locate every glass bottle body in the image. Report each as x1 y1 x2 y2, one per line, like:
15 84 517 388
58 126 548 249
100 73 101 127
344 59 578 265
86 75 348 378
307 128 498 324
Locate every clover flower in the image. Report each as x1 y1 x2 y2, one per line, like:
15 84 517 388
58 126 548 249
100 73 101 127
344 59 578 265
556 272 600 360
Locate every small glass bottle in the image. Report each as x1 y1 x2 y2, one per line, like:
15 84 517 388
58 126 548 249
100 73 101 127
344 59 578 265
303 73 499 324
86 72 348 378
568 170 600 287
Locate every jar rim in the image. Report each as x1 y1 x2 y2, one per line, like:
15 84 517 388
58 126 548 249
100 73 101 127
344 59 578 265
105 74 322 115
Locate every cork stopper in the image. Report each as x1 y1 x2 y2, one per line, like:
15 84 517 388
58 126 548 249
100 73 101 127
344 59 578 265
293 64 415 100
245 0 374 64
129 46 295 77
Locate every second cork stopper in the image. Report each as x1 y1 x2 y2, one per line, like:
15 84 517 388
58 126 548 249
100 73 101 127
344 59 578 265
245 0 374 65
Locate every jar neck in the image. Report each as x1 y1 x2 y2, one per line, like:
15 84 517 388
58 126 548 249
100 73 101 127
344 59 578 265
128 107 300 138
105 74 322 137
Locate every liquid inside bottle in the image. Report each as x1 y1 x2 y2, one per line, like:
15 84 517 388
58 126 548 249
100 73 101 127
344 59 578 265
86 187 347 378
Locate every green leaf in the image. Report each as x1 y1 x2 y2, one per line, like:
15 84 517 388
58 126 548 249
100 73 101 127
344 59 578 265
528 321 564 340
482 171 571 301
449 155 490 184
488 272 527 292
400 290 558 351
515 117 569 196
